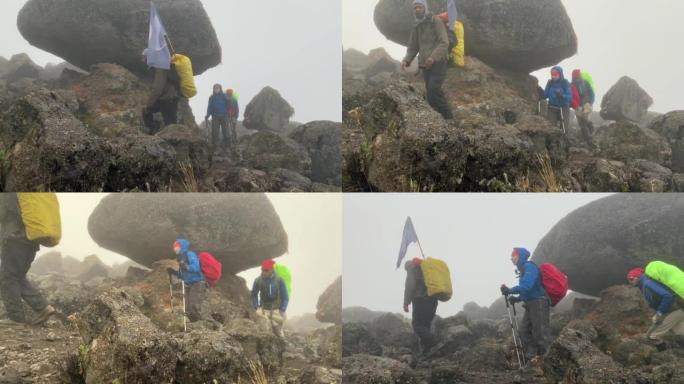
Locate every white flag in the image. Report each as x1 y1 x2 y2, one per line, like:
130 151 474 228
146 2 171 70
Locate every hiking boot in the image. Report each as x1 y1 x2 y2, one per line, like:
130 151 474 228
0 318 25 327
32 305 56 325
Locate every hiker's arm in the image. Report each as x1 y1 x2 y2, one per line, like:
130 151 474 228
251 279 260 309
207 97 213 117
588 84 595 105
429 17 449 62
647 280 674 314
403 29 419 65
404 268 416 307
147 69 168 107
564 82 572 107
510 263 538 295
544 84 551 100
279 279 289 312
185 252 201 274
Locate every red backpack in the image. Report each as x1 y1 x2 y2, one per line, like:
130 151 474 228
538 262 568 306
199 252 222 287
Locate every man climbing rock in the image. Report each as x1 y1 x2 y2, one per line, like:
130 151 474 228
571 69 596 145
0 194 56 326
627 267 684 340
404 257 438 353
544 66 572 131
205 83 230 153
401 0 454 120
252 259 289 338
142 50 181 134
167 239 206 323
500 247 551 362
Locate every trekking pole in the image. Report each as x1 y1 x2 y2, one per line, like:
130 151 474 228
511 300 526 367
537 101 541 116
559 107 566 134
168 273 174 312
504 295 525 371
179 269 187 332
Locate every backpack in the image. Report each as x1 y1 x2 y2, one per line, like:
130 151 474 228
420 257 452 302
274 263 292 298
534 262 568 306
581 72 596 94
16 193 61 247
198 252 222 287
645 261 684 301
171 54 197 98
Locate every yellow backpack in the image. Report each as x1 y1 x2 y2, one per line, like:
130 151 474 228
451 20 465 68
421 257 453 301
171 54 197 98
16 193 61 247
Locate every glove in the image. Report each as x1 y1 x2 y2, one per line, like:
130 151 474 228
179 261 187 270
509 296 521 304
652 312 664 325
500 285 511 296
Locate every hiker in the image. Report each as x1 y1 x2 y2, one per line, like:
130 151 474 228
571 69 596 144
544 66 572 131
500 247 551 361
205 83 230 152
167 239 206 322
404 257 438 353
0 194 56 326
401 0 454 120
226 88 239 147
251 259 289 338
627 268 684 340
142 51 181 134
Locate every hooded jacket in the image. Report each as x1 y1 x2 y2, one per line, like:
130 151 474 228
638 275 679 315
404 260 429 306
509 248 547 302
252 273 289 312
174 239 204 284
572 78 595 106
544 66 572 108
207 85 229 116
403 10 449 67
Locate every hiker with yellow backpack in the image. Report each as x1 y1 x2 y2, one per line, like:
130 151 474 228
627 261 684 341
0 193 61 326
252 259 290 338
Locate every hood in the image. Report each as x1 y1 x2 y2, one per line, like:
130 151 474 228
175 238 191 254
412 0 430 23
212 83 223 94
514 247 531 270
551 66 565 81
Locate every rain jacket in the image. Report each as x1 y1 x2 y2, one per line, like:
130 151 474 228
252 274 289 312
509 248 547 302
572 78 595 106
207 85 229 116
403 14 450 67
544 66 572 108
638 275 678 315
173 239 204 284
147 67 180 107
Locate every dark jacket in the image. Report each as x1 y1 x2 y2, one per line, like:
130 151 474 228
252 274 289 312
544 66 572 108
572 78 595 105
638 275 681 315
404 261 428 306
147 67 180 107
403 14 450 67
509 248 547 302
207 93 229 116
0 194 29 244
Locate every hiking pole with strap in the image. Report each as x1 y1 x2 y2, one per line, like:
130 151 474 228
168 272 174 312
505 294 525 371
559 107 566 134
511 299 527 368
179 269 187 333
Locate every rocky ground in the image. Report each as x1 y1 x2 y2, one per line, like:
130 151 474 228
0 0 341 192
343 0 683 192
342 285 684 384
0 257 342 384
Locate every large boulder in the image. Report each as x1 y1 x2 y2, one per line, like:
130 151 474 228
600 76 654 123
593 121 672 167
243 87 295 132
0 53 42 83
649 111 684 172
2 89 110 191
289 121 342 185
156 123 211 179
105 134 178 192
18 0 221 75
532 194 684 295
88 194 288 273
316 276 342 325
239 131 312 176
373 0 577 72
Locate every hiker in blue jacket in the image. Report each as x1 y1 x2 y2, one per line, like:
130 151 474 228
627 268 684 340
544 66 572 130
252 259 289 337
205 84 230 153
501 247 551 361
167 239 206 322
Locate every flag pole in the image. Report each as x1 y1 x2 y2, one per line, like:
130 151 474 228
416 236 426 259
164 34 176 56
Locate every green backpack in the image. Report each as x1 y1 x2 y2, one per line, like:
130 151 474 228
645 261 684 301
581 72 596 94
274 263 292 298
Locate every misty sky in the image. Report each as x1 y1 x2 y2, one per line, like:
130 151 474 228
0 0 342 123
343 0 684 113
40 193 341 317
342 193 611 317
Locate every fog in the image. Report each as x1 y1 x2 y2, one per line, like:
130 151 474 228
343 0 684 113
0 0 342 123
342 193 611 317
33 193 341 317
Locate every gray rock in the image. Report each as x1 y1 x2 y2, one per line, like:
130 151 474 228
342 354 417 384
239 131 312 176
600 76 654 123
594 120 671 167
316 276 342 324
649 111 684 172
105 134 178 192
18 0 221 75
243 86 295 132
289 121 342 185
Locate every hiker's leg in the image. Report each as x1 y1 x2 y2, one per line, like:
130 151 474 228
160 99 178 127
230 118 238 145
546 108 559 127
0 240 42 322
220 116 229 147
211 116 220 150
143 104 161 134
17 241 47 313
519 303 536 359
562 107 571 131
425 61 453 119
412 298 435 351
185 283 204 322
650 309 684 339
539 299 552 355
